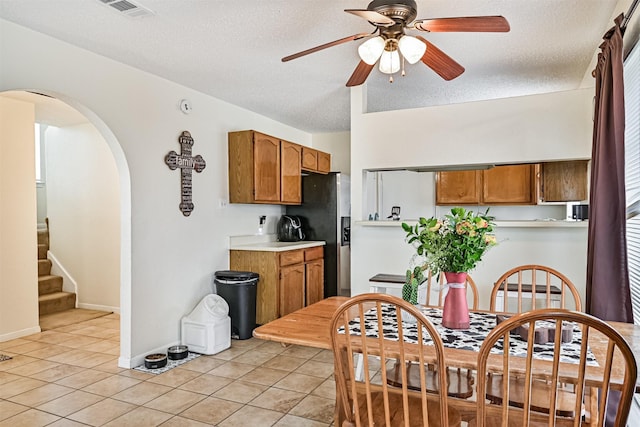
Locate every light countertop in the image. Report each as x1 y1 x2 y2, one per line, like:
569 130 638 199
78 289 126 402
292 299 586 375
230 240 326 252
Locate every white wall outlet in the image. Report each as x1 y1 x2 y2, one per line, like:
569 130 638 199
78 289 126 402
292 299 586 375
218 198 228 208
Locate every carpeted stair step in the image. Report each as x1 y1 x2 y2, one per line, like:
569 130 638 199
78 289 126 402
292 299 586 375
38 275 63 295
38 259 52 276
39 291 76 316
37 229 49 246
38 244 48 260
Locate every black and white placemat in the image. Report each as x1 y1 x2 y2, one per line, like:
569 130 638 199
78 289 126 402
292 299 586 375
133 352 201 374
343 304 597 366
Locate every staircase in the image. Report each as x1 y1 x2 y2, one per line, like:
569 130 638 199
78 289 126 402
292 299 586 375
38 220 76 316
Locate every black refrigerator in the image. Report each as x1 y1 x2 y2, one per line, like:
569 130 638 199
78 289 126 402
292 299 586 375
286 172 351 297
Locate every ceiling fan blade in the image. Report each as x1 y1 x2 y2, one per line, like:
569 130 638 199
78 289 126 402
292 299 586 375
415 36 465 81
344 9 395 26
414 16 510 32
282 33 371 62
346 61 375 87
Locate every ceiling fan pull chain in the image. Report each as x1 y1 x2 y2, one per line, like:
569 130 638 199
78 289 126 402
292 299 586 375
401 56 406 77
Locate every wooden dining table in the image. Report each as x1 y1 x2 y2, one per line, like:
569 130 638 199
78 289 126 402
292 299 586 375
253 296 640 423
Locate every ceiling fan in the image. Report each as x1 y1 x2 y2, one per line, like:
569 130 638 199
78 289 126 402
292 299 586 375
282 0 510 87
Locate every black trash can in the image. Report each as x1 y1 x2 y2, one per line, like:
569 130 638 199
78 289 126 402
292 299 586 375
214 270 259 340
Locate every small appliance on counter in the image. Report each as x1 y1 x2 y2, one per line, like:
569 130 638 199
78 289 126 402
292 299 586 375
572 204 589 221
277 215 305 242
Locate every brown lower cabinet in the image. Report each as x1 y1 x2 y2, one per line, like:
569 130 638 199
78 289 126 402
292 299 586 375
230 245 324 325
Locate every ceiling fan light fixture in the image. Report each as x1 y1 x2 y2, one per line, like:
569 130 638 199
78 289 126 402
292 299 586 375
379 48 400 74
398 35 426 64
358 36 386 65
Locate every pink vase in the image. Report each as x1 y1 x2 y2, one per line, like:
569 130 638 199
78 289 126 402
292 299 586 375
442 272 470 329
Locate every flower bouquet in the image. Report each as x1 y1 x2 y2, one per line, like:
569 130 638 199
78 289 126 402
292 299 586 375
401 207 497 328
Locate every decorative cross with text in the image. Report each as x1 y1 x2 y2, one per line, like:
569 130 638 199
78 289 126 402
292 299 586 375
165 131 206 216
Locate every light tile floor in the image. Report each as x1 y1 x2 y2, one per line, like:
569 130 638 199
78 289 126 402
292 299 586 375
0 314 336 426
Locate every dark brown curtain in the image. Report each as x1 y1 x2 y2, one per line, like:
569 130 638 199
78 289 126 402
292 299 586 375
586 14 633 324
587 15 633 427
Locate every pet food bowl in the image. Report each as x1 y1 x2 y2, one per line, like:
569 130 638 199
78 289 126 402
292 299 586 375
144 353 167 369
167 345 189 360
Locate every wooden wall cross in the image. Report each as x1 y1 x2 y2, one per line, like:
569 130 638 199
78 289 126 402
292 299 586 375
165 131 206 216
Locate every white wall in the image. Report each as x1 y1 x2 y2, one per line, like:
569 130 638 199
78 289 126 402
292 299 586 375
350 86 593 309
46 123 120 311
0 19 312 367
0 97 40 340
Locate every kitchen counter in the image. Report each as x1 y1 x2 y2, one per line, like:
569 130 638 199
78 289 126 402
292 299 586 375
230 240 326 252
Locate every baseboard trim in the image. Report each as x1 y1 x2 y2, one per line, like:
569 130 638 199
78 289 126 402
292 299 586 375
118 340 181 369
77 303 120 314
0 325 41 342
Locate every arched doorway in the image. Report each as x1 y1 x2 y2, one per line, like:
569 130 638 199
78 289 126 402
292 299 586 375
0 90 132 366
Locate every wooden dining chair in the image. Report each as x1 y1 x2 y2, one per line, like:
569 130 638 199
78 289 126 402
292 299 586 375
330 293 461 427
474 309 637 426
490 265 582 313
422 271 480 310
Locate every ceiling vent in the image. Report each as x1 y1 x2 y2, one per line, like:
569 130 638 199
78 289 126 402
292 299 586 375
98 0 155 18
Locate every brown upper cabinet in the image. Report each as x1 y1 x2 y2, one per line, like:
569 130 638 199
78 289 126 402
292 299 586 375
301 146 331 174
436 161 588 205
435 170 482 205
437 164 537 205
280 140 302 204
229 130 331 205
229 130 301 205
483 164 537 204
539 160 589 202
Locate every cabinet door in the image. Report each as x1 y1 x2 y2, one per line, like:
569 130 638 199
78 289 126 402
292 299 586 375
281 140 302 204
305 259 324 306
253 133 281 202
540 160 588 202
436 171 482 205
301 147 318 171
279 264 305 317
483 164 536 204
230 250 278 325
317 151 331 174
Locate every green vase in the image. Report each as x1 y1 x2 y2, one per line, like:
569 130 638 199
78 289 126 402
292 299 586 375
402 282 418 305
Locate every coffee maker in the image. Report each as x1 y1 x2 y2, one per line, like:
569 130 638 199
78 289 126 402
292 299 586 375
277 215 305 241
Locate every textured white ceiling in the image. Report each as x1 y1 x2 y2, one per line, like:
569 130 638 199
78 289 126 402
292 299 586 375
0 0 624 133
